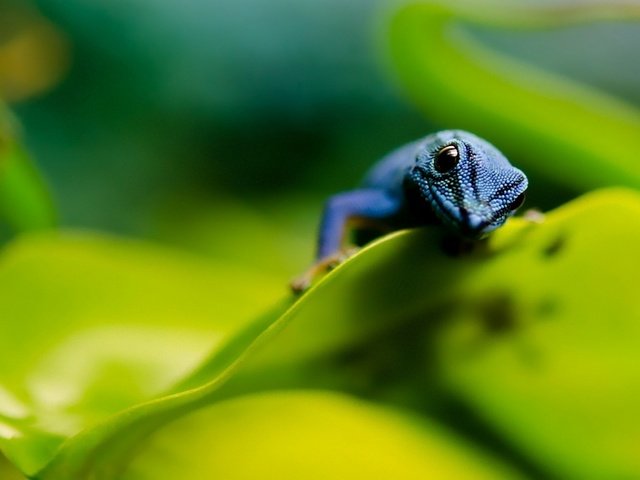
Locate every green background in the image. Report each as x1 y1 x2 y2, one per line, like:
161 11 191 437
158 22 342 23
0 0 639 478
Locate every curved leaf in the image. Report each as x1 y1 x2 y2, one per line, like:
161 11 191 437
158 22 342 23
120 391 522 480
38 188 640 479
0 232 284 475
432 191 640 478
387 2 640 190
202 189 640 479
6 191 640 479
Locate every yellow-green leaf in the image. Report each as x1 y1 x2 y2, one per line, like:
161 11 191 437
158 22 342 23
432 190 640 479
218 188 640 479
0 232 283 475
7 189 640 480
120 391 522 480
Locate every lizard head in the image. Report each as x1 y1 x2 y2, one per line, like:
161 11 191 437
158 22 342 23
409 130 528 239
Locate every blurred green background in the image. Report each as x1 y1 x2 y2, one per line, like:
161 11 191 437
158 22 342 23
5 0 640 258
1 0 640 479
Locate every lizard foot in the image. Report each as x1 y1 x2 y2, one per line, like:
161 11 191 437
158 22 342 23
290 247 359 294
523 208 545 224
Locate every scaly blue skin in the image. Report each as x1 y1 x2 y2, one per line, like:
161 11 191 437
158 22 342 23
316 130 528 260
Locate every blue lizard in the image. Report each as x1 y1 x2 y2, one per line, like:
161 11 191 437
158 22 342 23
292 130 528 292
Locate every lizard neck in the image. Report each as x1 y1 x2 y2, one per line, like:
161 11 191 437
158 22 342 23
398 174 440 228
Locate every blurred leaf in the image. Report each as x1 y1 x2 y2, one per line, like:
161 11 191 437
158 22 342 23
5 188 640 479
213 189 640 479
0 231 284 475
387 2 640 190
151 194 320 280
139 190 640 478
120 391 522 480
0 102 56 233
432 191 640 478
0 6 70 102
0 452 26 480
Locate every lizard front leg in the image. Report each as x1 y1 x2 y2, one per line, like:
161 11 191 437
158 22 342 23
291 189 401 293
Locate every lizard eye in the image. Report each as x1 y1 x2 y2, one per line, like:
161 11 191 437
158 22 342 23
510 192 526 211
434 145 459 173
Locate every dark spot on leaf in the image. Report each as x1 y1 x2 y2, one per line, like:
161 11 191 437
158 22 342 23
542 235 565 258
479 294 517 334
328 302 457 396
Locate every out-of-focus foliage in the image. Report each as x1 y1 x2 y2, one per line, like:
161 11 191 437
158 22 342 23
0 2 69 101
0 100 55 234
434 189 640 479
0 189 637 479
388 2 640 192
0 232 283 475
121 391 523 480
0 0 639 478
11 0 636 233
0 453 26 480
13 0 432 234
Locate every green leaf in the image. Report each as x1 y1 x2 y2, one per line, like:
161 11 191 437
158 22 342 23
0 102 56 233
214 188 640 479
431 191 640 478
387 2 640 190
0 453 26 480
120 391 522 480
0 232 284 475
5 189 640 479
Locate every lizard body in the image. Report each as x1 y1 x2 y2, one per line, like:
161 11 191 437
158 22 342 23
293 130 528 291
